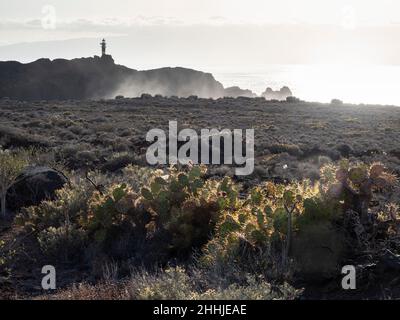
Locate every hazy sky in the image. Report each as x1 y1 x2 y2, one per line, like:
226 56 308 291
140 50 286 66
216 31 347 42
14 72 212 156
1 0 400 25
1 0 400 69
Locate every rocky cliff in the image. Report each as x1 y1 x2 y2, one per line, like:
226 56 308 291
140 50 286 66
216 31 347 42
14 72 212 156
0 55 226 100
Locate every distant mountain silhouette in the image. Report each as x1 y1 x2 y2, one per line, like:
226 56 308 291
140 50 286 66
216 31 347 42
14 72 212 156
0 55 228 100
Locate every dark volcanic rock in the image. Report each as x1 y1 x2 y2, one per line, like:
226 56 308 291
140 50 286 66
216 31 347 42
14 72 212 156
336 144 353 157
0 56 225 100
224 86 257 98
262 86 293 100
6 166 68 212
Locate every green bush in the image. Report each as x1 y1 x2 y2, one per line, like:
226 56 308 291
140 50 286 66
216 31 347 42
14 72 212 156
0 149 28 216
16 180 93 260
128 267 195 300
17 179 92 231
38 224 87 261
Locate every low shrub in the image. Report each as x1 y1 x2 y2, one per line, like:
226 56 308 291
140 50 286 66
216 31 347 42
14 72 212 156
127 266 299 300
16 179 93 260
37 224 88 261
37 266 300 300
0 149 28 216
0 126 48 149
268 143 302 157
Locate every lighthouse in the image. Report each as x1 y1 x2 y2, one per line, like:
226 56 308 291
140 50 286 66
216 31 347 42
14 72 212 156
100 39 106 56
98 38 114 64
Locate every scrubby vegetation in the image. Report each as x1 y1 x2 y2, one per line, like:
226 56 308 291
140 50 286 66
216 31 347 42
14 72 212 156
0 149 28 216
1 152 399 299
0 97 399 300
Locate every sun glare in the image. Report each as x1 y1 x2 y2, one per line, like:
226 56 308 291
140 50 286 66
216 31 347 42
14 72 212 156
294 64 400 105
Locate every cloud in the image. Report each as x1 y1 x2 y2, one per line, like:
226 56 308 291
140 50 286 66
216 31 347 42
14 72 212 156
0 15 187 31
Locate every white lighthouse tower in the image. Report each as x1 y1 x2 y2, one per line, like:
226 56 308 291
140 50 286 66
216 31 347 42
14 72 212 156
100 39 106 57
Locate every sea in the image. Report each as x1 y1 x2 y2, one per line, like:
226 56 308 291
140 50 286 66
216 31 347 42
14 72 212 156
207 64 400 106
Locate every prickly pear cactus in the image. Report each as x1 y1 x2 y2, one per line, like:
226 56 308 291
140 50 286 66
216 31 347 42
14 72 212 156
323 162 397 218
139 166 224 255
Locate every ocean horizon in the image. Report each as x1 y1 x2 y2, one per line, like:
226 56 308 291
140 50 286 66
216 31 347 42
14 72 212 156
206 64 400 106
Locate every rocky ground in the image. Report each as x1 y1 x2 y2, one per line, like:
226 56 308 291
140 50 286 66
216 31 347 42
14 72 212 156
1 96 400 179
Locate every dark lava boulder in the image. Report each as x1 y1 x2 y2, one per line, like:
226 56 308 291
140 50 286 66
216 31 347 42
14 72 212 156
6 166 68 212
